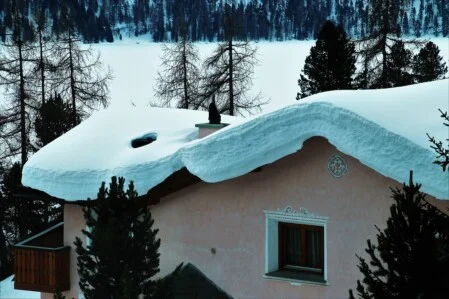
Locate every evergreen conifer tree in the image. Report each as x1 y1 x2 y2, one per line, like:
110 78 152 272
0 162 62 279
0 188 10 280
413 41 448 83
297 20 356 99
354 0 413 89
0 0 448 42
2 163 51 241
75 177 180 299
385 40 413 87
427 109 449 171
349 172 449 299
34 93 74 148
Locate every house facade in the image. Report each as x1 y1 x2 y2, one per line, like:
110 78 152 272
56 137 449 299
14 80 449 298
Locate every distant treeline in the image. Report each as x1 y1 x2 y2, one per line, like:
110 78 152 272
0 0 448 42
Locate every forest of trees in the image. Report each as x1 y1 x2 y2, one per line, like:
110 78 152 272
0 0 112 280
0 0 448 44
296 0 448 97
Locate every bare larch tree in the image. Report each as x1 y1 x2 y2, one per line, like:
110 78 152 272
0 0 35 166
52 28 112 127
355 0 424 88
29 11 59 107
154 25 200 109
199 3 266 116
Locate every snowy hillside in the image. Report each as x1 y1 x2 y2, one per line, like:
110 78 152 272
1 0 447 43
22 79 449 201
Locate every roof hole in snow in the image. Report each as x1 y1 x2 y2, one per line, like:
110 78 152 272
131 133 158 148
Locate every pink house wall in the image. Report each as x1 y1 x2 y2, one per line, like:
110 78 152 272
41 204 84 299
58 137 449 299
152 137 449 298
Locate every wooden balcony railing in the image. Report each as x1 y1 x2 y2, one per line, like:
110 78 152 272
14 222 71 293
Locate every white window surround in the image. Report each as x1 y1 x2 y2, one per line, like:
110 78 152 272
263 206 329 285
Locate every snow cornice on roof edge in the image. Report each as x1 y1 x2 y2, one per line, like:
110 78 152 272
181 102 448 200
22 100 448 201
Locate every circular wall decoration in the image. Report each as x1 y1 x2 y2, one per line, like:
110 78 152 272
328 154 348 178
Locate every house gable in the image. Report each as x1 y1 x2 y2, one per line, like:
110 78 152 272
151 136 449 298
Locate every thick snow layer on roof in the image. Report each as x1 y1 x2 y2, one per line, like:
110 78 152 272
22 108 241 200
0 276 39 298
300 79 448 149
23 80 449 201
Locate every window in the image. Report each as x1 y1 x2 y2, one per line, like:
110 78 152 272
264 206 328 285
279 223 324 273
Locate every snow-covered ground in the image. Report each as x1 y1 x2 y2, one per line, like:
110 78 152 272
0 276 38 299
95 40 312 112
94 38 449 112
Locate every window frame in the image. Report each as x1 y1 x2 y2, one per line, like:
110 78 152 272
278 222 325 273
264 206 328 285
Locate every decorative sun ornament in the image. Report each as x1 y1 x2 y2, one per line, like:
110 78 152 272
328 154 348 178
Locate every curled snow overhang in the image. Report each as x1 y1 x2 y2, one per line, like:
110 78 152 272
22 81 449 201
181 102 448 200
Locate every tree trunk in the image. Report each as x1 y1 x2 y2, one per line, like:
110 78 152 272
68 34 77 127
182 38 189 109
39 30 45 105
18 40 27 166
11 0 28 166
380 0 390 87
381 32 388 86
229 39 234 116
38 29 48 144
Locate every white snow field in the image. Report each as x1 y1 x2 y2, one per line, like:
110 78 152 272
0 275 39 298
94 38 449 111
22 79 449 201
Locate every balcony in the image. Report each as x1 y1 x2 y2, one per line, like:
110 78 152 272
14 222 71 293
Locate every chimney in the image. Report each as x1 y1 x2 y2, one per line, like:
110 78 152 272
195 98 229 138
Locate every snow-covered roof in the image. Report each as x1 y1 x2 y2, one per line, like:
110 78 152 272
22 80 449 201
